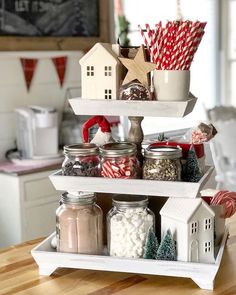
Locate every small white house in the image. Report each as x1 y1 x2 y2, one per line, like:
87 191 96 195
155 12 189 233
79 43 122 100
160 198 215 263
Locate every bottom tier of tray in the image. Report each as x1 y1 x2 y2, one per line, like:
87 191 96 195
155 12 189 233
31 227 228 291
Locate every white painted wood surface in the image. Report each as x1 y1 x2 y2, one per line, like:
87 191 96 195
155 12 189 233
49 166 213 198
69 95 197 117
31 226 228 290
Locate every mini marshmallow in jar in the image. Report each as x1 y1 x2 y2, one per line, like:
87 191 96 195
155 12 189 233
100 142 140 179
107 195 155 258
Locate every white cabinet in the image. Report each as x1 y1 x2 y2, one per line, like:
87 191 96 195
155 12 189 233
0 170 59 248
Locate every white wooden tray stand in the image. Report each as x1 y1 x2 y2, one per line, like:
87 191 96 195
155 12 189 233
49 166 213 198
31 96 228 291
32 227 228 290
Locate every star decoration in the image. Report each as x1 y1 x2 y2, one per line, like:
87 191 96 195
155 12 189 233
119 45 156 87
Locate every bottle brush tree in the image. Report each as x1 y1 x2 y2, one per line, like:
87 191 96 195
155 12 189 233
156 229 177 261
183 145 202 182
144 227 159 259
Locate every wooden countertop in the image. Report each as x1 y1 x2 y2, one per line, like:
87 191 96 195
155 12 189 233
0 218 236 295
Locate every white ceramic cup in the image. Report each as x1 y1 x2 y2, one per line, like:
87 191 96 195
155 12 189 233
153 70 190 101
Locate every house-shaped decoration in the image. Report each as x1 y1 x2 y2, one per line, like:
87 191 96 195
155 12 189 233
79 43 122 100
160 198 215 264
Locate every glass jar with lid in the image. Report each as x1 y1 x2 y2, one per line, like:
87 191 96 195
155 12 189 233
107 195 155 258
143 146 182 181
56 191 103 254
100 142 140 179
62 143 100 177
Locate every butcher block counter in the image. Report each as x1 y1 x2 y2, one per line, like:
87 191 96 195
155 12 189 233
0 217 236 295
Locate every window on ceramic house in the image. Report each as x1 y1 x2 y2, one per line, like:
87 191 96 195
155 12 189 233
104 66 112 76
204 218 212 230
190 221 198 235
105 89 112 99
87 66 94 76
204 241 211 253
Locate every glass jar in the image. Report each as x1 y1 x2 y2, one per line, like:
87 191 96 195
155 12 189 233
100 142 140 179
107 195 155 258
119 81 152 101
143 146 182 181
56 191 103 254
62 143 100 176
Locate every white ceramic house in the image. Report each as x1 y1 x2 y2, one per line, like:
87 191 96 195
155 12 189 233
79 43 121 100
160 198 215 263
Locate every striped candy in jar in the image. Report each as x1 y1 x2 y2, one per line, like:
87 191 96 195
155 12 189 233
100 142 140 179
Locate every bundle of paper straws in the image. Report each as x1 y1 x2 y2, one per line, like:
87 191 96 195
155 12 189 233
139 21 206 70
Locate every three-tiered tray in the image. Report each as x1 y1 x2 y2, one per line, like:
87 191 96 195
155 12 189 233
31 95 228 290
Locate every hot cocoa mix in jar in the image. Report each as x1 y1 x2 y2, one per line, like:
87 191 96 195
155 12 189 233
56 192 103 254
100 142 140 179
62 143 100 177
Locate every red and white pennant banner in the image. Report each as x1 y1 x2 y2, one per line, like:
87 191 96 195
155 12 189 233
20 58 38 91
20 56 68 91
52 56 68 88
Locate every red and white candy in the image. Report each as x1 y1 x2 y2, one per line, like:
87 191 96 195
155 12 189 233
211 191 236 219
101 157 138 179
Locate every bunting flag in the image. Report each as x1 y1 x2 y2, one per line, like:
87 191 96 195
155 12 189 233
52 56 67 87
20 58 38 91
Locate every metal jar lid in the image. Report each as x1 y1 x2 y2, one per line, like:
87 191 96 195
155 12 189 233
112 195 148 208
100 142 137 157
144 145 182 159
64 143 99 156
61 191 96 205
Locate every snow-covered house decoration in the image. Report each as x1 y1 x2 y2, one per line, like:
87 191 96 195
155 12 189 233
79 43 122 100
160 198 215 263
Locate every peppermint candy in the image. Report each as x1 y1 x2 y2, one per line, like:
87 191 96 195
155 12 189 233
211 191 236 218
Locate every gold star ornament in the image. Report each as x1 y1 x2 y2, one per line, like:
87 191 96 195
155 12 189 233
119 45 156 87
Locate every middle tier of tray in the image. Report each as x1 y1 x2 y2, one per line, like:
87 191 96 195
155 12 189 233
49 166 213 198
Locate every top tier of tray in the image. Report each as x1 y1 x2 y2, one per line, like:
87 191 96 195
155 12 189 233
69 94 197 117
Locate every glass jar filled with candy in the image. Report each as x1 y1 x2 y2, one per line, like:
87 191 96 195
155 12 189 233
100 142 140 179
62 144 100 177
119 81 152 101
107 195 155 258
143 146 182 181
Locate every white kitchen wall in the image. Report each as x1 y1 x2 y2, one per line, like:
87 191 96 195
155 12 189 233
0 51 83 159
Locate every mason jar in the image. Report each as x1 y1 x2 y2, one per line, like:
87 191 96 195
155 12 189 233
62 143 100 177
107 195 155 258
56 191 103 254
143 146 182 181
100 142 140 179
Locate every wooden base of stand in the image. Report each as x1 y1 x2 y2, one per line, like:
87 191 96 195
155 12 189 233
128 116 144 163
